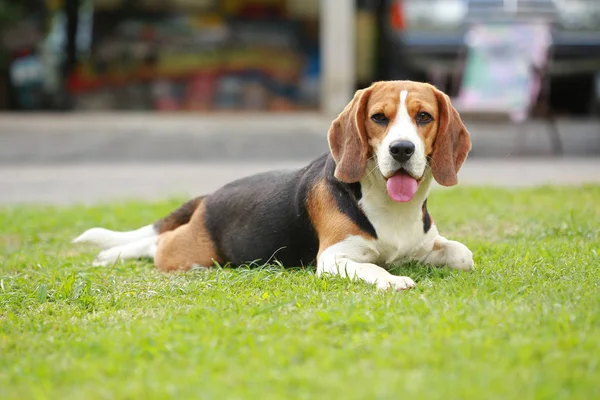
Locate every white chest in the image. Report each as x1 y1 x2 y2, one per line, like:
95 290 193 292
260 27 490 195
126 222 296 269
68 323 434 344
359 174 435 265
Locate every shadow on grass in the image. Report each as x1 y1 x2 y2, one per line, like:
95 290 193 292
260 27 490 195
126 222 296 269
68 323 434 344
207 259 453 285
64 258 454 290
388 261 453 283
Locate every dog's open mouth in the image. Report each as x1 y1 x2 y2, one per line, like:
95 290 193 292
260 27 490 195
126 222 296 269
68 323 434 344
385 169 421 203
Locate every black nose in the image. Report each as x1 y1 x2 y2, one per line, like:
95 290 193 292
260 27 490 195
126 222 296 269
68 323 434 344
389 140 415 162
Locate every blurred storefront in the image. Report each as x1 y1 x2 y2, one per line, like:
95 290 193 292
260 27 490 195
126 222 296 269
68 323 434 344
1 0 324 112
1 0 600 116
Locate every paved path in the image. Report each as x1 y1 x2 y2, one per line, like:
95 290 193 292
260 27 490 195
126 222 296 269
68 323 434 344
1 114 599 163
1 158 599 205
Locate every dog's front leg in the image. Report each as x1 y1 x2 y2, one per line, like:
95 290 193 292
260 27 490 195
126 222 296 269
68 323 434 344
317 238 415 291
422 235 474 270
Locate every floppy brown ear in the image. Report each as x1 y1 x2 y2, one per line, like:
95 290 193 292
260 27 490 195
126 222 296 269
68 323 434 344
327 88 372 183
430 87 472 186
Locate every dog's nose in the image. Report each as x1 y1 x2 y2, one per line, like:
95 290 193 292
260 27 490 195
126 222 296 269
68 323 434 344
389 140 415 163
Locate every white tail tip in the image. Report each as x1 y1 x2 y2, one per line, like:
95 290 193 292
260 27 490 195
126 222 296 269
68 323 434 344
72 227 119 249
72 225 156 250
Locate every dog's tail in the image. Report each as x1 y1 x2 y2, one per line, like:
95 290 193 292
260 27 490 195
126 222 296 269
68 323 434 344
72 196 204 249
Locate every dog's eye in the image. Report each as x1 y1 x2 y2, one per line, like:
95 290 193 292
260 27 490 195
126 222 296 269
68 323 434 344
371 113 388 124
416 112 433 124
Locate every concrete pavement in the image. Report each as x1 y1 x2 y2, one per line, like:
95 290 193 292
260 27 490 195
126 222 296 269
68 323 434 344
1 113 599 163
1 113 598 205
2 158 599 205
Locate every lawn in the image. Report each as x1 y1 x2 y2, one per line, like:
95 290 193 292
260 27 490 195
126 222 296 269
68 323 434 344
1 185 599 400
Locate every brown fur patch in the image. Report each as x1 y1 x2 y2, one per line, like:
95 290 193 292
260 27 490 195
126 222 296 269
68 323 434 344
154 202 223 272
155 197 204 234
428 86 471 186
328 88 372 183
307 180 373 258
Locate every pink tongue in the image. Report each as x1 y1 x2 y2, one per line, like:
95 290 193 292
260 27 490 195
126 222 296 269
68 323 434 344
386 173 418 202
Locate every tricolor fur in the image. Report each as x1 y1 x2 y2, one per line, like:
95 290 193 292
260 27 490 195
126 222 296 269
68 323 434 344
73 81 474 291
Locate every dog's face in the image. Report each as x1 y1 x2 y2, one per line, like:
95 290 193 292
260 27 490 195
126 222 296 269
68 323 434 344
328 81 471 202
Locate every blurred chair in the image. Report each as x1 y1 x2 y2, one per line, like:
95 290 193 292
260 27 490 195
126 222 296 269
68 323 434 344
449 22 562 154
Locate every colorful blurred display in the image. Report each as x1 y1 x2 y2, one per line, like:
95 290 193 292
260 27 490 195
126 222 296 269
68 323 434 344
1 0 320 111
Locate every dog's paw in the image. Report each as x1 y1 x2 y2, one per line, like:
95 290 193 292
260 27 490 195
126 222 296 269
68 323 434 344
426 236 474 271
445 241 474 271
92 248 122 267
376 275 415 291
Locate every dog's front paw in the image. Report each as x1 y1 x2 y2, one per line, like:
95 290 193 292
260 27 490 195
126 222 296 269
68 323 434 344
425 236 474 271
376 275 416 291
444 240 474 270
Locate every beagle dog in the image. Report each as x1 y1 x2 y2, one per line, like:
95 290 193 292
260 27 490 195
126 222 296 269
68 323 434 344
73 80 473 290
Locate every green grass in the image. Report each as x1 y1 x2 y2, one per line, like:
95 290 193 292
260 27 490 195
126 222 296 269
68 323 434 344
1 186 599 400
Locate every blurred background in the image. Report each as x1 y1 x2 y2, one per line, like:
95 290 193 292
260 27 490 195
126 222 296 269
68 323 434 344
2 0 600 114
1 0 599 203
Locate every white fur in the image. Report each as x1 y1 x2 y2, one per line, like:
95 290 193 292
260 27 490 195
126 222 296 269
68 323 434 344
360 164 436 265
375 90 427 179
317 236 415 291
92 236 157 267
73 224 158 266
73 224 156 249
421 236 474 271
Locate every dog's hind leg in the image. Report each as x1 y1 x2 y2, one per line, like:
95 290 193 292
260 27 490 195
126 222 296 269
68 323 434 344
92 236 158 266
73 196 207 267
154 196 205 234
154 202 222 272
73 196 204 250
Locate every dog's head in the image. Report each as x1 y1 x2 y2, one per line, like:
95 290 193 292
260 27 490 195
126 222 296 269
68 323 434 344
328 80 471 202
